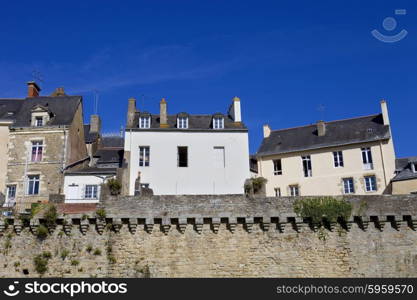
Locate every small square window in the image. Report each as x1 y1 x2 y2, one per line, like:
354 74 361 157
177 117 188 129
213 117 224 129
35 117 43 127
85 185 98 199
139 117 151 129
289 185 299 197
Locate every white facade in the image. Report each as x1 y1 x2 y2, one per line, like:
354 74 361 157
64 174 113 203
125 130 250 195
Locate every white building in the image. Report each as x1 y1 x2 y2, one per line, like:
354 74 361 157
124 97 250 195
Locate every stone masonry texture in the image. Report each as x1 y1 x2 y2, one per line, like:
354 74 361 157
0 194 417 278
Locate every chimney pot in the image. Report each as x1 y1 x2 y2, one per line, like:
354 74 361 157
27 81 41 98
160 98 169 128
51 87 66 96
317 120 326 136
90 115 101 134
126 98 137 128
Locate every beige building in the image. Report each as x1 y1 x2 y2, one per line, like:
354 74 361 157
256 101 396 197
391 157 417 194
2 82 89 211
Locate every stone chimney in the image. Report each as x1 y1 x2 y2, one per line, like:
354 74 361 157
90 115 101 133
50 87 66 96
160 98 169 128
263 124 271 138
317 120 326 136
380 100 390 126
27 81 41 98
126 97 137 128
228 96 242 123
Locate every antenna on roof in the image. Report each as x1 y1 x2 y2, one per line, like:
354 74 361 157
93 89 99 114
31 70 44 87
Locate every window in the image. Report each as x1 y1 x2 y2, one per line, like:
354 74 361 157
35 117 43 127
84 185 99 199
361 147 373 170
333 151 344 167
213 146 225 168
302 155 312 177
177 117 188 129
364 176 377 192
139 117 151 129
273 159 282 175
6 185 16 200
31 141 43 162
289 185 299 197
139 146 150 167
27 175 40 195
213 117 224 129
178 146 188 167
343 178 355 194
274 188 281 197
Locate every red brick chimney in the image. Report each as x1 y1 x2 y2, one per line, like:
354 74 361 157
27 81 41 98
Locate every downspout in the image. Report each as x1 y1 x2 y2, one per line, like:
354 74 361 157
379 141 388 188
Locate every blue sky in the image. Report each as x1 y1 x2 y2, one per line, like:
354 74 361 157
0 0 416 156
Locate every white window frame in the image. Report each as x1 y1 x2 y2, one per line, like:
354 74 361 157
361 147 374 170
6 185 16 201
35 116 43 127
31 141 43 162
333 151 344 168
84 185 99 199
302 155 312 177
273 159 282 175
289 185 299 197
27 175 40 195
343 178 355 194
213 117 224 129
177 117 188 129
139 146 150 167
139 116 151 129
364 176 377 192
274 188 281 197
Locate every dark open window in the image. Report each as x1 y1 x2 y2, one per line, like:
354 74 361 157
178 147 188 167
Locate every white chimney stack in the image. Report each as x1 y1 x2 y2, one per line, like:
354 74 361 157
263 124 271 138
228 96 242 123
380 99 390 126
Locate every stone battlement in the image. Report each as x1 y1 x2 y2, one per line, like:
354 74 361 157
1 194 417 236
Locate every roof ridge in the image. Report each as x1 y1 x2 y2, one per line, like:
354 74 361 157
270 113 381 134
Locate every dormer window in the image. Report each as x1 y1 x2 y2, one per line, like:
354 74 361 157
139 116 151 129
412 162 417 173
213 117 224 129
177 116 188 129
35 117 43 127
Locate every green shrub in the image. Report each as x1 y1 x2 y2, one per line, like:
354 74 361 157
107 178 122 195
61 249 69 260
86 245 93 253
34 254 49 275
293 197 352 225
95 208 106 221
71 260 80 266
36 225 49 240
42 251 52 259
93 249 102 256
44 205 58 227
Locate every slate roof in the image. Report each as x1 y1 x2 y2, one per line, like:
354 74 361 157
129 113 247 131
0 99 24 122
257 114 391 156
94 149 124 165
392 157 417 182
84 124 99 144
100 136 124 148
12 96 82 128
65 167 117 175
